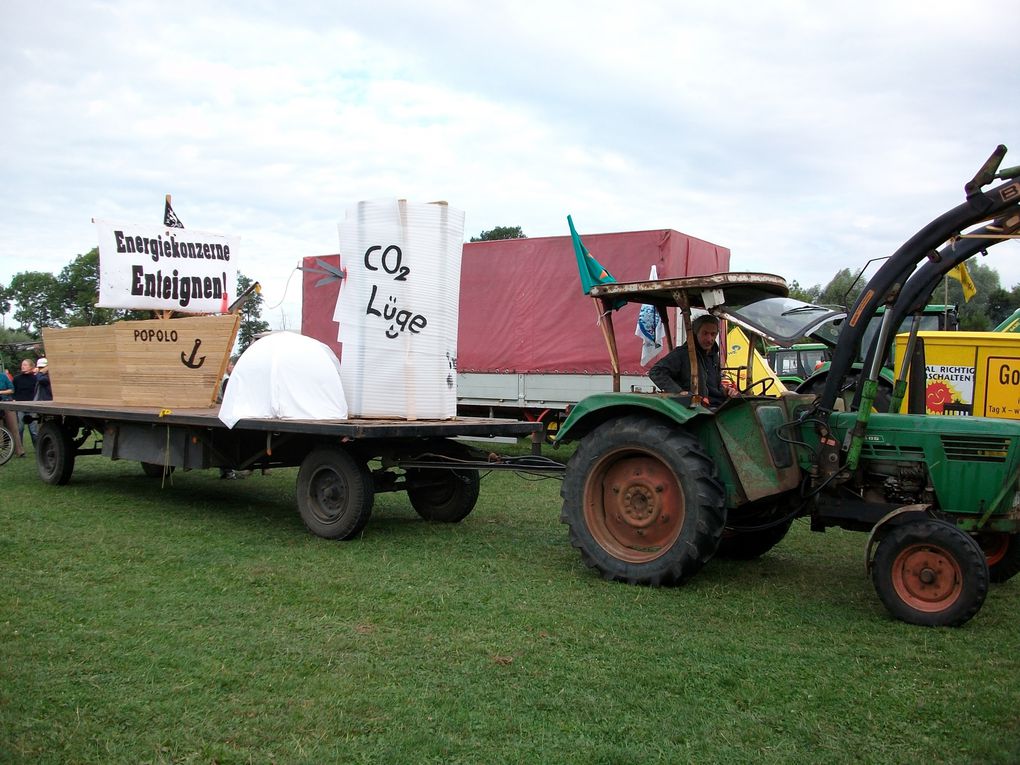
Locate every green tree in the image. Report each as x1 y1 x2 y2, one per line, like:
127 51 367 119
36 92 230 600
58 248 130 326
815 268 865 309
787 279 820 303
236 272 270 353
469 226 525 242
940 260 1000 330
7 271 65 336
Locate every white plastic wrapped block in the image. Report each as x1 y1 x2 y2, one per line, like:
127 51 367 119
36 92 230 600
219 332 348 428
334 200 464 419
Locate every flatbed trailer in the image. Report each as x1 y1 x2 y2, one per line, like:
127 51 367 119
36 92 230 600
0 400 549 540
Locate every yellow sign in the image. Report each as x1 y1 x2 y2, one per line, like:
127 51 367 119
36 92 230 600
984 356 1020 419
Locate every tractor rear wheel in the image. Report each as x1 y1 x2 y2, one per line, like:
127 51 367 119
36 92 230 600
872 520 988 627
717 515 793 560
560 415 725 586
977 532 1020 583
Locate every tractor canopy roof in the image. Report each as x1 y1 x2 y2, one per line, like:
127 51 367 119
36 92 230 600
588 271 845 347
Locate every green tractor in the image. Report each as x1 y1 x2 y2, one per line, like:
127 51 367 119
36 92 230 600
556 146 1020 626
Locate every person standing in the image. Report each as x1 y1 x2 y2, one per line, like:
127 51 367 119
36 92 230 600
33 358 53 402
1 369 26 457
12 358 38 446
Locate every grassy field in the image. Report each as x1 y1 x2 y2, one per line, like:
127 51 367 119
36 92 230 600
1 440 1018 764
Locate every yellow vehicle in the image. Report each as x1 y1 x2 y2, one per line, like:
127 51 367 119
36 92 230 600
894 330 1020 419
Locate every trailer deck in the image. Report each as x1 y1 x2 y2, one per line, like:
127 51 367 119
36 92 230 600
0 399 547 540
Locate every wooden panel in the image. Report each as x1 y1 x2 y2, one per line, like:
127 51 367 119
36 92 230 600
43 315 240 408
43 325 120 405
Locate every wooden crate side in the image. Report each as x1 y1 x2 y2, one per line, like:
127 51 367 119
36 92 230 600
115 315 240 408
42 325 122 405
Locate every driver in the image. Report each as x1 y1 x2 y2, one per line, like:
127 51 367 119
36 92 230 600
649 314 737 407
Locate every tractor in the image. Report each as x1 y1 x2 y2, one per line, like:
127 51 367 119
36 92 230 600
556 145 1020 626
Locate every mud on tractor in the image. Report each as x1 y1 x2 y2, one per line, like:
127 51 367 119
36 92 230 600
557 146 1020 626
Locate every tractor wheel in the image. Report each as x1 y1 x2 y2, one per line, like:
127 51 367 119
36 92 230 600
977 533 1020 584
716 502 794 560
560 414 726 586
296 447 374 540
36 421 75 486
140 462 176 478
407 467 480 523
872 520 988 627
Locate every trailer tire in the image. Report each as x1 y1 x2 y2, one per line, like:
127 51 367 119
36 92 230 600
978 533 1020 584
407 467 480 523
296 447 374 540
560 414 726 586
37 421 75 486
872 520 988 627
140 462 175 478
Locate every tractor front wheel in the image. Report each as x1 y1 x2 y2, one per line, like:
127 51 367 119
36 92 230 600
872 520 988 627
560 415 725 586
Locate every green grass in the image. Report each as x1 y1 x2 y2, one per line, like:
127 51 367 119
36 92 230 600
1 442 1018 764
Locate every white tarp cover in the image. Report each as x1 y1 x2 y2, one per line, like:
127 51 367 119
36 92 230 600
218 331 348 428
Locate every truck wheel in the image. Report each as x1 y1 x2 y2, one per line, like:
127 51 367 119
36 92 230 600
407 467 480 523
140 462 175 478
37 421 75 486
560 415 725 586
977 533 1020 583
872 520 988 627
296 447 374 540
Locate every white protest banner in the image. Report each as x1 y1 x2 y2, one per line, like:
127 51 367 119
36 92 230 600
95 219 239 313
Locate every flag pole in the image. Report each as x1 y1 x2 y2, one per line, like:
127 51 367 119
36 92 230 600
592 298 622 392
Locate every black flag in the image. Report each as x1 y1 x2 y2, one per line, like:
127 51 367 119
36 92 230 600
164 195 184 228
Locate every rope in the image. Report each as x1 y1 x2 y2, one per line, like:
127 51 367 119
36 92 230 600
264 266 300 311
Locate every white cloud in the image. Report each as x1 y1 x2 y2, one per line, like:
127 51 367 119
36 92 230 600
1 0 1018 334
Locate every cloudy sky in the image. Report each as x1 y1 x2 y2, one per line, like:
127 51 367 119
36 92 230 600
2 0 1018 329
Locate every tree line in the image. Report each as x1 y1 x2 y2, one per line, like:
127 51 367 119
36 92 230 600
789 259 1019 330
2 233 1017 358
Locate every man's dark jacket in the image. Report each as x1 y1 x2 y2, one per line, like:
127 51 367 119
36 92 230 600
648 342 726 406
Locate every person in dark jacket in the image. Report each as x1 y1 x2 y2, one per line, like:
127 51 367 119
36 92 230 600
33 358 53 401
12 358 38 445
648 314 736 407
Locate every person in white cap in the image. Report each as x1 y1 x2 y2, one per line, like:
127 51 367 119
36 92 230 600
34 358 52 402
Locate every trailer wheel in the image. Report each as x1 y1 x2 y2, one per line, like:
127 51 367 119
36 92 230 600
407 467 480 523
872 520 988 627
140 462 176 478
977 533 1020 584
560 414 725 586
296 447 374 540
36 421 76 485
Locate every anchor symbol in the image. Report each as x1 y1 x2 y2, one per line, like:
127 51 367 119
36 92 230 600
181 338 206 369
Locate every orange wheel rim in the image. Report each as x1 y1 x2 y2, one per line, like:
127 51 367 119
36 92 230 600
891 543 963 613
583 451 684 564
979 534 1009 567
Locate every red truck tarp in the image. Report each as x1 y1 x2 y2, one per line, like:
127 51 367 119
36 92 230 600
301 228 729 377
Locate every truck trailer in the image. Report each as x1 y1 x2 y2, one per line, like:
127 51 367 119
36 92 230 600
301 229 730 437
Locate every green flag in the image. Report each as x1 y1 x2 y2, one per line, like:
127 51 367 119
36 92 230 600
568 215 617 294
